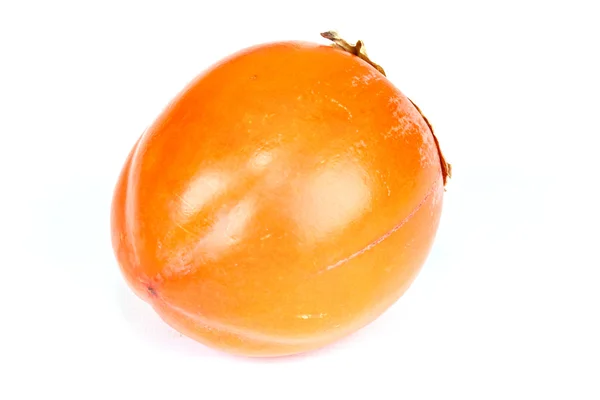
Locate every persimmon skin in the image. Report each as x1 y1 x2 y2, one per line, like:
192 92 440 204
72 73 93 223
111 40 445 357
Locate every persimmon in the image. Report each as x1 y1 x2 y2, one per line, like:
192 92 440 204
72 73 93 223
111 31 450 357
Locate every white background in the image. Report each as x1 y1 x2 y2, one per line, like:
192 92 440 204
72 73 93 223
1 0 599 398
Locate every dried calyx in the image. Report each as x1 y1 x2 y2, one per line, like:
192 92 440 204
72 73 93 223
321 31 452 186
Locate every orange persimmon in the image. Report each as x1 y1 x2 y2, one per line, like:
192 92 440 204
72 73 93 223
111 32 450 357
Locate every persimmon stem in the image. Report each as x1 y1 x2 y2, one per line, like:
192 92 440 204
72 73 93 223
320 31 452 186
320 31 386 75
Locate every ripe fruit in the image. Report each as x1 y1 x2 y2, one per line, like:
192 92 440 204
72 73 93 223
111 31 450 357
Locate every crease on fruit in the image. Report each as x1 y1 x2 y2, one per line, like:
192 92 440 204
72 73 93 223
319 179 440 274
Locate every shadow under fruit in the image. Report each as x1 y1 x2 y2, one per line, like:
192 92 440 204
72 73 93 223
111 31 451 357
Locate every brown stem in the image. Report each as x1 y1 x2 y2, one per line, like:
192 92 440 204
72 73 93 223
320 31 452 187
320 31 386 75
